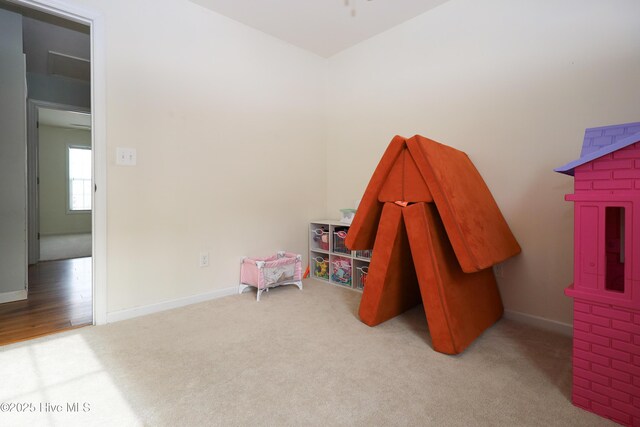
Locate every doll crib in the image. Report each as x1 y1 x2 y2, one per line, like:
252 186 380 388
239 251 303 301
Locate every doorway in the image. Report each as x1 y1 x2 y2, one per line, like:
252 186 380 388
32 104 92 262
0 0 102 345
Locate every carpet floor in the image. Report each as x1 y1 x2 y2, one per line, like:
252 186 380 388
0 279 613 426
40 233 92 262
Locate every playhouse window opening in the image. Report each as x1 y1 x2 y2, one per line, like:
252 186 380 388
605 206 625 293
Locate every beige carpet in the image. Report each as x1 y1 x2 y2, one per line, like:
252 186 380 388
0 279 614 426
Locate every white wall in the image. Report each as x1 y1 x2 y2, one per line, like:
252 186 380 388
65 0 327 313
29 0 639 325
0 9 27 300
38 125 92 235
326 0 640 324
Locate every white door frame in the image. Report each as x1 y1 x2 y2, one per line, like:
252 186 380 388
13 0 107 325
27 99 91 265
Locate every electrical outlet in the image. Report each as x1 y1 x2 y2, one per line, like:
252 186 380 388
493 263 504 278
199 252 209 268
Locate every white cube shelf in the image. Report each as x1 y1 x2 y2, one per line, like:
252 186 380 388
309 220 372 291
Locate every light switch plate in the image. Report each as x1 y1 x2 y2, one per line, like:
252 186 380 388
116 147 137 166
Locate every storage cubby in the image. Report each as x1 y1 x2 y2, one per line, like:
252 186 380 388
309 223 330 252
354 260 369 290
331 255 352 287
310 251 329 280
355 249 372 260
308 220 371 291
332 226 350 255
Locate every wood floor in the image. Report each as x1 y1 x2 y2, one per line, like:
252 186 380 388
0 257 92 346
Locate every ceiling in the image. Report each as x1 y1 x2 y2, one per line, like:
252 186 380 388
39 108 91 130
0 0 90 81
189 0 451 57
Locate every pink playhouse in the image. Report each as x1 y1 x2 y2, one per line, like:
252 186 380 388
556 122 640 426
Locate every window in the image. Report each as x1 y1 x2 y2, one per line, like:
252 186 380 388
605 206 625 292
68 146 92 211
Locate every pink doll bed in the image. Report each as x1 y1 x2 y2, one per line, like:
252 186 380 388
239 251 303 301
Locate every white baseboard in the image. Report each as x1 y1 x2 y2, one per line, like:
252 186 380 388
504 309 573 336
0 289 27 304
106 286 238 323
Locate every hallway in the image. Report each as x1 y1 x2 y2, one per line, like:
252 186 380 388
0 257 92 346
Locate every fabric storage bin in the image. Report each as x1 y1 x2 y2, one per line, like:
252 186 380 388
333 228 350 255
356 266 368 290
312 254 329 280
331 256 352 286
356 249 373 259
312 227 330 251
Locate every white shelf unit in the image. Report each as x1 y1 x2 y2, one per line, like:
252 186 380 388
309 220 372 291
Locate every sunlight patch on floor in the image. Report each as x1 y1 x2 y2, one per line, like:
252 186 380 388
0 333 140 426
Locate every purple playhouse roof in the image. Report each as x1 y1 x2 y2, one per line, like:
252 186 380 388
555 122 640 176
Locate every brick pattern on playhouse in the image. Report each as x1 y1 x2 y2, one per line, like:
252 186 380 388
572 300 640 426
574 142 640 193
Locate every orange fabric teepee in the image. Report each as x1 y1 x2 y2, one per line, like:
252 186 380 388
346 135 520 354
